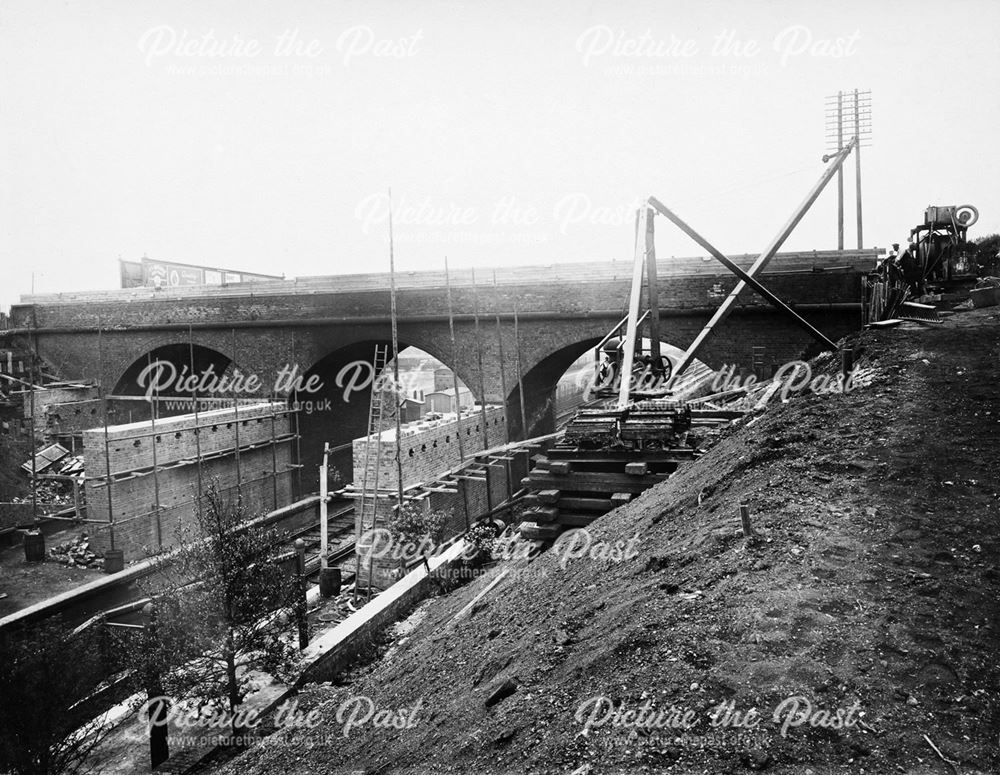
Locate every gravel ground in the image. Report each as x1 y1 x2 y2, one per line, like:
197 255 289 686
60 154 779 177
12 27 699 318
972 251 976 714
214 307 1000 775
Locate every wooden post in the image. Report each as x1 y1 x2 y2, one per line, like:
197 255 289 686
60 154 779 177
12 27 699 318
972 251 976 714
231 328 242 497
144 601 169 769
645 208 661 369
147 351 163 550
294 538 309 649
837 90 844 250
471 268 491 452
269 395 279 510
491 271 511 447
319 442 329 570
854 88 863 249
739 502 752 537
841 348 854 379
97 322 116 549
387 190 405 512
512 297 529 440
188 324 205 517
444 258 467 462
617 206 648 409
492 271 513 501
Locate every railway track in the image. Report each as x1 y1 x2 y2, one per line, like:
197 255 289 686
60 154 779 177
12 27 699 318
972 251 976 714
283 500 358 580
555 396 604 429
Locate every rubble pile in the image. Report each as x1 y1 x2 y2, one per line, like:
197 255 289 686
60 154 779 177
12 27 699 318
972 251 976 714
48 532 103 569
9 479 72 506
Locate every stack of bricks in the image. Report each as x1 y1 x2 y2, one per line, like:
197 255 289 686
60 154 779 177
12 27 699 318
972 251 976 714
83 402 294 561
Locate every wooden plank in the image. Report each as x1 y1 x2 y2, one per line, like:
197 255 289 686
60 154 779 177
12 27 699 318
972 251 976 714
625 462 648 476
868 318 903 328
535 459 680 476
556 496 614 512
538 489 561 504
899 317 944 325
545 448 696 463
754 379 782 410
524 506 559 521
547 461 572 475
611 492 632 507
555 512 598 527
523 472 667 494
690 409 746 419
686 386 751 405
519 521 562 540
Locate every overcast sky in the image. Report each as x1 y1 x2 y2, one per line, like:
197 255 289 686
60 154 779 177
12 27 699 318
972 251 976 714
1 0 998 310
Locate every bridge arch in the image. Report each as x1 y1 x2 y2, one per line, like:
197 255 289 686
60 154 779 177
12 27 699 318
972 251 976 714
292 337 472 492
113 342 236 398
508 336 709 439
109 342 240 424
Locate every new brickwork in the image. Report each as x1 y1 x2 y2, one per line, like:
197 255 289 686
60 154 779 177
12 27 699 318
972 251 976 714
352 407 516 588
83 402 294 561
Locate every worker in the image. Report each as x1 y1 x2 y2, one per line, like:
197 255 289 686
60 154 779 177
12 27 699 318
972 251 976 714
886 243 899 263
898 245 925 296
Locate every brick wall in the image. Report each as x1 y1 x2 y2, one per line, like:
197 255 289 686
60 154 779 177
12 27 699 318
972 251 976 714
24 385 99 431
44 398 104 440
82 402 290 477
353 446 529 590
83 402 294 560
351 406 507 491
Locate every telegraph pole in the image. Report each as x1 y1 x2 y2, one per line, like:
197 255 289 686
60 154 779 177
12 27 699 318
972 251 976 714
825 89 872 249
836 91 844 250
854 89 865 248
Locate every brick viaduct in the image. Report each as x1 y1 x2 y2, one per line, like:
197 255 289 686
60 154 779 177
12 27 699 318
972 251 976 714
7 250 877 490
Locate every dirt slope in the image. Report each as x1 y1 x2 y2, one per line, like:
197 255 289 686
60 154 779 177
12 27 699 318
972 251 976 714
221 307 1000 775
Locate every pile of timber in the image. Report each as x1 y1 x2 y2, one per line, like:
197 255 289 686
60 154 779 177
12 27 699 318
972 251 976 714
563 401 693 450
519 400 744 539
517 445 697 536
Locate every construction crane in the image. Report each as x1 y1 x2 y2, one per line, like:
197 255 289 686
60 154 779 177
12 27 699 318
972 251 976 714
568 140 859 449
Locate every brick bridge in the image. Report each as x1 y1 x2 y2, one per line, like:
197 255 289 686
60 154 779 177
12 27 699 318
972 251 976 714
7 250 877 488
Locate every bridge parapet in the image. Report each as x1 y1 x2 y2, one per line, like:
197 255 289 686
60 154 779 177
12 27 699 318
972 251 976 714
12 251 878 332
17 250 878 305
